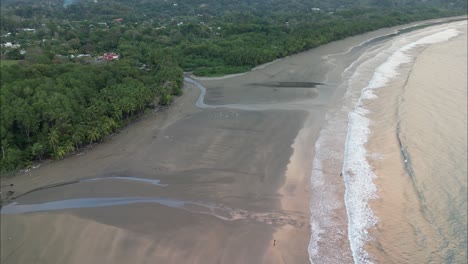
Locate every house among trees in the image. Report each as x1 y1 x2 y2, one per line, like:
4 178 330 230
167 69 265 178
2 42 20 48
98 52 120 60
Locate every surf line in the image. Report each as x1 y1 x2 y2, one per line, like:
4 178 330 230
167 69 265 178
341 24 463 264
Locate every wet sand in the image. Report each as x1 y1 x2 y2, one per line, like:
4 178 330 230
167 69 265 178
1 72 314 263
1 17 465 264
1 83 309 263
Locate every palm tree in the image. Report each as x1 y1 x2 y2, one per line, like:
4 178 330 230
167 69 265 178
48 128 59 154
87 127 101 145
71 131 83 150
54 146 67 160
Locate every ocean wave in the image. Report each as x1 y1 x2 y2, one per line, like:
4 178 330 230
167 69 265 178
307 22 465 264
309 112 352 264
342 23 463 264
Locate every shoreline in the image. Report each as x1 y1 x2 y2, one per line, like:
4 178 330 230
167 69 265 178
308 19 467 263
341 20 466 263
1 18 466 264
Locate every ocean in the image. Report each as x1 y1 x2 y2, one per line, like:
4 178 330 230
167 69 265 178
310 20 467 263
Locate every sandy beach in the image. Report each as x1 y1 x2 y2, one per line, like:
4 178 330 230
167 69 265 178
1 78 310 263
1 17 465 264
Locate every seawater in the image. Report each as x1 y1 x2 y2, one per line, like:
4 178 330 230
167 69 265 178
310 20 467 263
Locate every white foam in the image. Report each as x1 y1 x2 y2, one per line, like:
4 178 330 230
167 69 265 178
342 24 462 264
309 112 352 263
307 23 464 264
309 135 327 261
342 112 377 264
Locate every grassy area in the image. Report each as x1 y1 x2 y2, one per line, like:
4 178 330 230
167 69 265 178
0 60 20 67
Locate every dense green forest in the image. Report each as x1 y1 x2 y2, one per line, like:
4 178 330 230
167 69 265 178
0 0 466 172
0 55 182 171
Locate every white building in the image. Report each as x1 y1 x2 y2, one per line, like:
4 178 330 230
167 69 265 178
2 42 20 48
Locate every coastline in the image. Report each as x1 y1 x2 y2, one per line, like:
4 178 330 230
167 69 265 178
308 19 467 263
1 17 466 264
339 20 466 263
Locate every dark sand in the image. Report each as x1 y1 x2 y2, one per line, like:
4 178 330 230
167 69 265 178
1 82 311 263
1 17 464 264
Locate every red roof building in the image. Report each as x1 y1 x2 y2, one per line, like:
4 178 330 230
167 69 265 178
102 52 119 60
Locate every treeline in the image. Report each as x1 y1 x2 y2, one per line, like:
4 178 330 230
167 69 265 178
0 56 182 171
178 8 465 75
